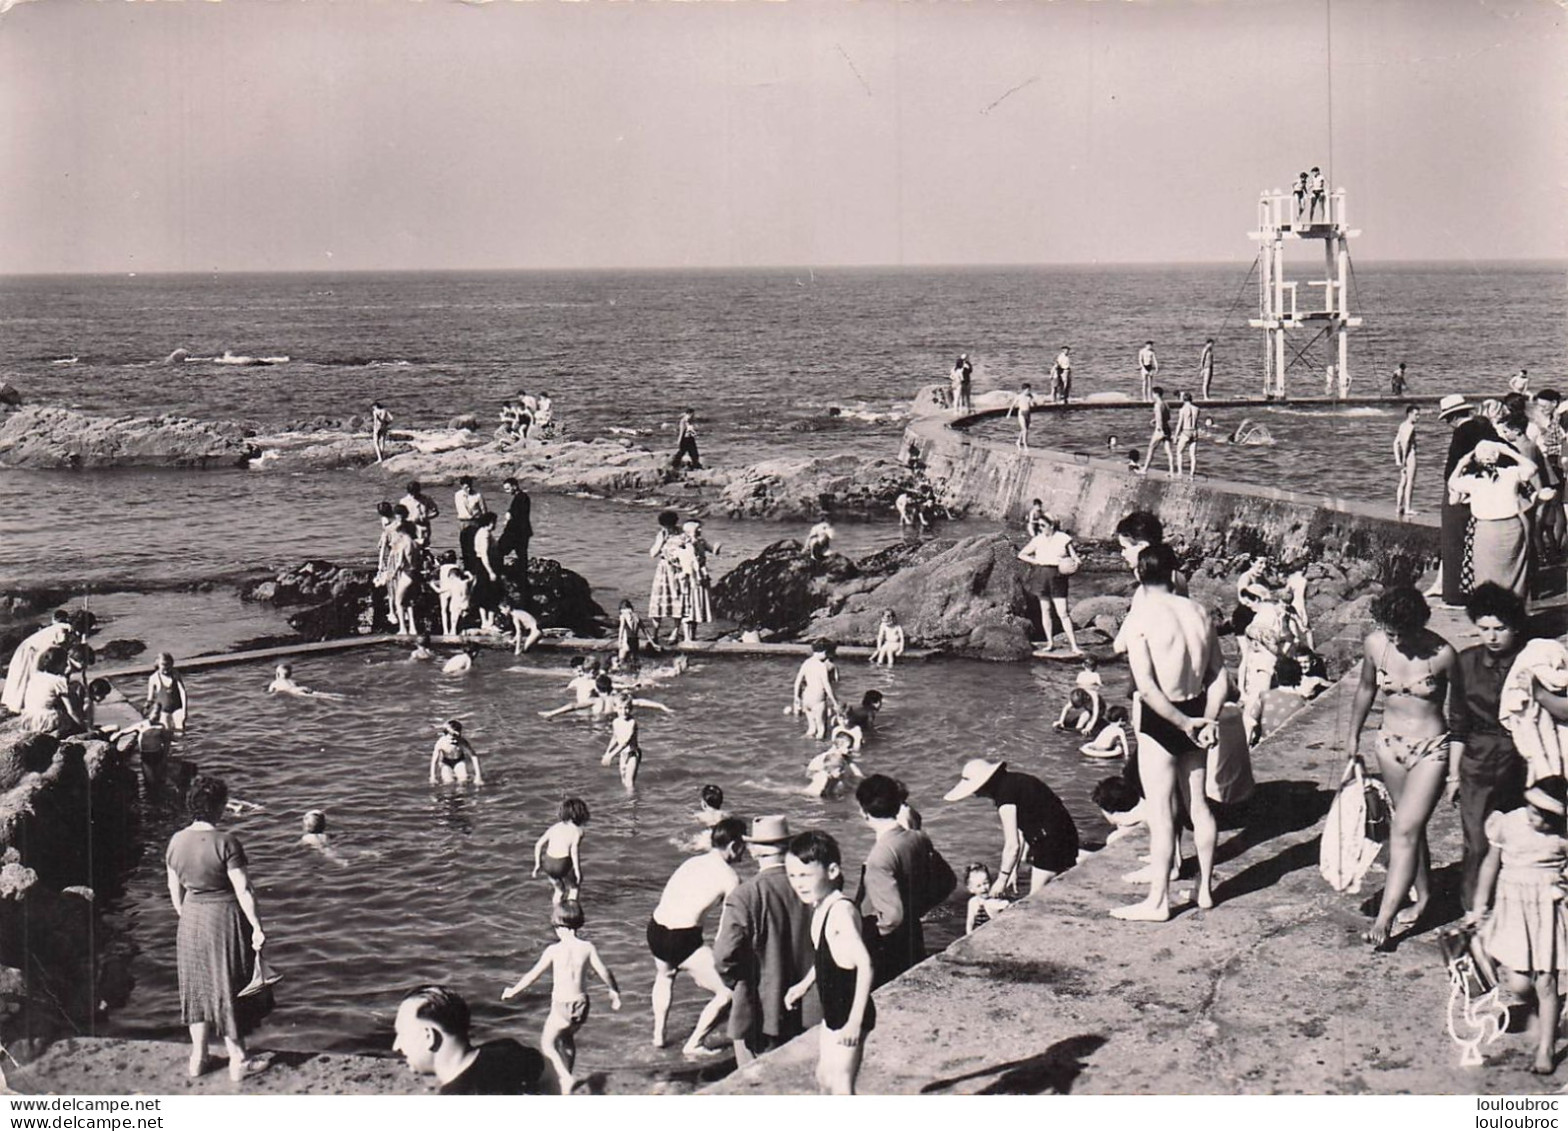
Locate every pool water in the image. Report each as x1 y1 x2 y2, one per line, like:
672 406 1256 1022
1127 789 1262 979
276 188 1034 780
99 646 1121 1071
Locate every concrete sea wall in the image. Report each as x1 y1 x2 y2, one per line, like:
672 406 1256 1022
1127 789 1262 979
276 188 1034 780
906 396 1440 569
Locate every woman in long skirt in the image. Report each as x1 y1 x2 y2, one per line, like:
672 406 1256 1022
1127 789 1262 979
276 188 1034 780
676 519 720 643
166 774 273 1083
1450 440 1538 598
647 511 685 644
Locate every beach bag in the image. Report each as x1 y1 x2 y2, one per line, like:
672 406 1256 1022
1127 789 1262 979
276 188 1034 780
1438 924 1506 1066
1319 759 1392 894
1204 704 1255 805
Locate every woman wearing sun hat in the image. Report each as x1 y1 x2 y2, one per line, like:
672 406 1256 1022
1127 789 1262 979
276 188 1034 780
943 759 1079 897
1437 395 1499 605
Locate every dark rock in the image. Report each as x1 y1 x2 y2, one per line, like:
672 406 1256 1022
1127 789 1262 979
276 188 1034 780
856 538 958 579
711 541 859 636
95 639 145 663
810 533 1036 660
449 414 481 432
717 455 924 521
503 558 608 637
0 381 22 408
0 729 61 793
1069 594 1133 629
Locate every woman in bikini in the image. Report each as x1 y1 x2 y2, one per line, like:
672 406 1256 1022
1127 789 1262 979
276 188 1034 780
1346 586 1458 949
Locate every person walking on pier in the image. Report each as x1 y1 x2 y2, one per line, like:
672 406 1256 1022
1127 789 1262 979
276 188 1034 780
1394 404 1420 518
1052 347 1072 405
1138 388 1175 475
1138 341 1159 401
1005 383 1036 452
1199 339 1215 400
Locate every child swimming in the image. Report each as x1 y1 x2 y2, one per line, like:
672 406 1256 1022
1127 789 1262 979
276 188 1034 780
298 810 348 866
409 634 435 662
1054 687 1102 735
869 610 905 667
1080 704 1134 760
963 863 1013 933
805 733 863 799
266 664 346 700
534 798 589 904
429 719 483 786
501 899 622 1096
442 644 479 676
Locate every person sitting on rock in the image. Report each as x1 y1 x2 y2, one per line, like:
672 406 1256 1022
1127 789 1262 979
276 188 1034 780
869 610 905 667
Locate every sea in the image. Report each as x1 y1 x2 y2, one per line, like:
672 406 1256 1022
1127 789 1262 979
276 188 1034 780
1 262 1563 1079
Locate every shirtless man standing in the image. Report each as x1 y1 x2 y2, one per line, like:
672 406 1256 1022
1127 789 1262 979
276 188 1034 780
1394 404 1420 518
1004 383 1036 451
1137 341 1158 401
1139 387 1175 475
1173 392 1200 478
1111 543 1230 923
1052 348 1072 405
647 817 747 1056
792 640 840 740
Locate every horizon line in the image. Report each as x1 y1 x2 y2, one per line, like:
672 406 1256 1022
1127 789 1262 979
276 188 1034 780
2 256 1564 281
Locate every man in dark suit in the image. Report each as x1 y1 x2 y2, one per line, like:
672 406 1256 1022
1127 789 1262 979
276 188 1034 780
711 816 817 1064
854 775 956 988
496 477 533 597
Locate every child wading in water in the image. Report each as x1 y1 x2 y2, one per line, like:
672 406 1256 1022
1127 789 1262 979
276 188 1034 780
783 831 876 1095
964 863 1013 933
1470 775 1568 1075
534 798 589 904
804 733 862 799
429 720 483 786
501 899 623 1096
603 693 672 790
616 599 662 665
869 610 905 667
1054 687 1102 734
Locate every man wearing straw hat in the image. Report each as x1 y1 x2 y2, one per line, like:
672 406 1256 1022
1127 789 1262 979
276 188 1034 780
712 815 817 1065
1435 394 1499 606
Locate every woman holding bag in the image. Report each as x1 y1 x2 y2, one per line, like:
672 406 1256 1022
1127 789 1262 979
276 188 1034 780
1017 512 1081 655
166 774 275 1082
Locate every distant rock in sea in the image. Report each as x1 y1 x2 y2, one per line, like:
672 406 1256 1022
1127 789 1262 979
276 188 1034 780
0 405 252 470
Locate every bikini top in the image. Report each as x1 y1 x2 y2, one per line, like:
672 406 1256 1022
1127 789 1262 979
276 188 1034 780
1375 642 1444 701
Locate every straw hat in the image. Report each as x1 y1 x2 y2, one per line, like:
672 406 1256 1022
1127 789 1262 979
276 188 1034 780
1437 394 1471 420
943 758 1005 802
745 815 792 845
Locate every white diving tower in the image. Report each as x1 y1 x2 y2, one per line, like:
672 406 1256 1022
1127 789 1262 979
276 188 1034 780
1248 187 1362 398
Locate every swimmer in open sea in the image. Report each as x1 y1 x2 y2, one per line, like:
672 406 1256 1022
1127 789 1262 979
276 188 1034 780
266 663 346 700
430 719 483 786
533 798 589 904
299 810 348 867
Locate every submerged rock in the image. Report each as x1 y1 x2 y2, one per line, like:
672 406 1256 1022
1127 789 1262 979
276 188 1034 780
0 406 251 470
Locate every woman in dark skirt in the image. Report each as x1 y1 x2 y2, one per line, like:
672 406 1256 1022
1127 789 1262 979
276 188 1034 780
166 774 272 1082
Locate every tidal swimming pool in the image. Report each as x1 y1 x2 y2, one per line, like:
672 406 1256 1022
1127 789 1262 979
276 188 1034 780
99 647 1121 1071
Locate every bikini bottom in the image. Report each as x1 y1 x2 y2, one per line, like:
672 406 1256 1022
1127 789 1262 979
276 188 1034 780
1376 730 1450 771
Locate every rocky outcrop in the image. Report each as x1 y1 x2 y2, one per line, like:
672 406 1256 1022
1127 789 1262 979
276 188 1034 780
0 381 23 409
716 455 924 521
241 557 608 639
0 731 139 1055
809 533 1036 661
710 541 860 637
0 406 252 470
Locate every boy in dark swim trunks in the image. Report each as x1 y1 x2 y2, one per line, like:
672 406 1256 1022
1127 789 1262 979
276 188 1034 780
501 900 622 1096
533 798 589 904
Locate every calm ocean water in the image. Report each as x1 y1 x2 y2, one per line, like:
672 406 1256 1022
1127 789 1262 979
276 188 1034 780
1 263 1562 1072
0 263 1563 589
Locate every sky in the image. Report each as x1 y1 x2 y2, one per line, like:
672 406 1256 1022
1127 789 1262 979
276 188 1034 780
0 0 1563 273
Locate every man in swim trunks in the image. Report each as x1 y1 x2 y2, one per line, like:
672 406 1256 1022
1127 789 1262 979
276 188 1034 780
1307 166 1326 223
1004 383 1036 451
1199 339 1215 400
1394 404 1420 517
1052 347 1072 405
1137 341 1158 401
1173 392 1200 477
647 817 747 1056
1111 543 1228 923
1138 387 1175 475
370 402 394 463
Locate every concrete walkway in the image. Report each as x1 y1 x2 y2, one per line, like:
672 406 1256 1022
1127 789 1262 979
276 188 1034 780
708 605 1554 1096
